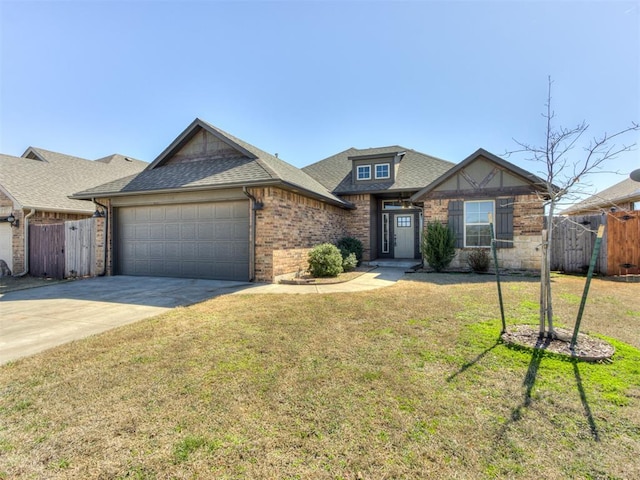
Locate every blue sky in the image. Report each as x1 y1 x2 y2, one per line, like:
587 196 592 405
1 0 638 200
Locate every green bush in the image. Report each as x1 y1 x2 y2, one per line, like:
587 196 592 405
308 243 344 277
342 252 358 272
336 236 364 264
466 248 491 272
421 221 456 272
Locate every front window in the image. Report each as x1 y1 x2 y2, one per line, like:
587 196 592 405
375 163 390 179
357 165 371 180
464 200 494 247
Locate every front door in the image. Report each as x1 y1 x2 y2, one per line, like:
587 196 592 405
394 214 414 258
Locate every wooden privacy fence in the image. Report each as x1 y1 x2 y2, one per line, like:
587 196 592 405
29 218 98 279
551 212 640 276
65 218 97 277
606 211 640 276
29 223 65 279
551 215 607 274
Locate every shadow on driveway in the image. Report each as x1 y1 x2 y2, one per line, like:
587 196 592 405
0 276 249 364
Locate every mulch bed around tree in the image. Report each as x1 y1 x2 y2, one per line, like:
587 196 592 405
501 325 615 362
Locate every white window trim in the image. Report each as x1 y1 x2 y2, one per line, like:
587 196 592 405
356 165 371 180
463 200 495 248
374 162 391 179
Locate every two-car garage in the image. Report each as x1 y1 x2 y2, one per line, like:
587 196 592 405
114 200 250 281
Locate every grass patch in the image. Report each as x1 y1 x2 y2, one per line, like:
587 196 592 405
1 275 639 478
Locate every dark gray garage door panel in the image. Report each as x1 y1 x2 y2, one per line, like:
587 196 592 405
116 202 249 280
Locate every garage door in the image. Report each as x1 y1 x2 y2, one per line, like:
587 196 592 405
115 201 250 281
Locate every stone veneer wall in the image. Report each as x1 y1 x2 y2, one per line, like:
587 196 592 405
423 194 544 271
249 187 350 282
340 194 373 261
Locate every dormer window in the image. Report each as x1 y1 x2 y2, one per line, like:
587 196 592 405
357 165 371 180
375 163 390 179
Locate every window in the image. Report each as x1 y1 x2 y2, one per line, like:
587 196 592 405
397 216 411 228
382 213 390 253
382 200 405 210
356 165 371 180
464 200 494 247
375 163 390 179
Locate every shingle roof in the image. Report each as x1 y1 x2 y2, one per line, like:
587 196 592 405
562 177 640 214
73 119 351 208
302 146 455 194
0 148 147 213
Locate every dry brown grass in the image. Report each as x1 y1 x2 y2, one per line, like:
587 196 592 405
1 273 639 479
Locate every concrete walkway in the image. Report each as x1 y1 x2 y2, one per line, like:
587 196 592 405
233 267 406 294
0 268 406 364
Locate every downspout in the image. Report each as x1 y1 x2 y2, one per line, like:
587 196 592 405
93 199 109 276
14 208 36 277
243 187 262 282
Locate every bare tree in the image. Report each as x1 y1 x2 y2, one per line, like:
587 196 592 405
509 77 639 339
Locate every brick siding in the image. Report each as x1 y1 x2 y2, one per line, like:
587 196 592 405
423 194 544 270
340 194 373 261
248 187 350 282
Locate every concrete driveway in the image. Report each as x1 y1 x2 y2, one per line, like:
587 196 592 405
0 268 407 365
0 276 249 364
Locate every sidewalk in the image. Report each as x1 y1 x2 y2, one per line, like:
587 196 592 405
233 267 407 294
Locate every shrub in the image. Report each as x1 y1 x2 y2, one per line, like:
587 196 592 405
308 243 344 277
336 236 364 264
467 248 491 272
342 252 358 272
421 221 456 272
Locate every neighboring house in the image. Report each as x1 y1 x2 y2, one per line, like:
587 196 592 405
0 148 147 275
72 118 549 282
561 177 640 215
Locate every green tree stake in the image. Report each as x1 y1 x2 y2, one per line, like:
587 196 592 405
570 224 606 351
489 215 506 334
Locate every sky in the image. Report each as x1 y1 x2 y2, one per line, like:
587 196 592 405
1 0 639 204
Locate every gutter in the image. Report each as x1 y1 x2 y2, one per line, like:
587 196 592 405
14 208 36 277
242 187 263 282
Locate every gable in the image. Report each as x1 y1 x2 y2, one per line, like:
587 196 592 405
434 156 530 193
162 129 248 166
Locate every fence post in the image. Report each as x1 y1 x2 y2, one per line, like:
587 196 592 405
489 214 506 334
570 224 606 351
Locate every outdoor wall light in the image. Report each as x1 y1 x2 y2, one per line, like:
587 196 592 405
92 209 105 218
3 214 18 227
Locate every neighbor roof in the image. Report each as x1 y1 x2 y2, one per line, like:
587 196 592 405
562 177 640 214
0 148 147 214
302 146 455 194
73 119 352 208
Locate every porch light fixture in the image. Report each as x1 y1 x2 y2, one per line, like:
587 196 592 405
3 214 18 227
92 209 105 218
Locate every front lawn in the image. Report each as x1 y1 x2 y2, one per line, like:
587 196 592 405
1 274 639 479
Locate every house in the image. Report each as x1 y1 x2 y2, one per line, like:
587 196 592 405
72 119 549 282
302 145 455 262
0 148 147 275
410 149 549 271
561 177 640 215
